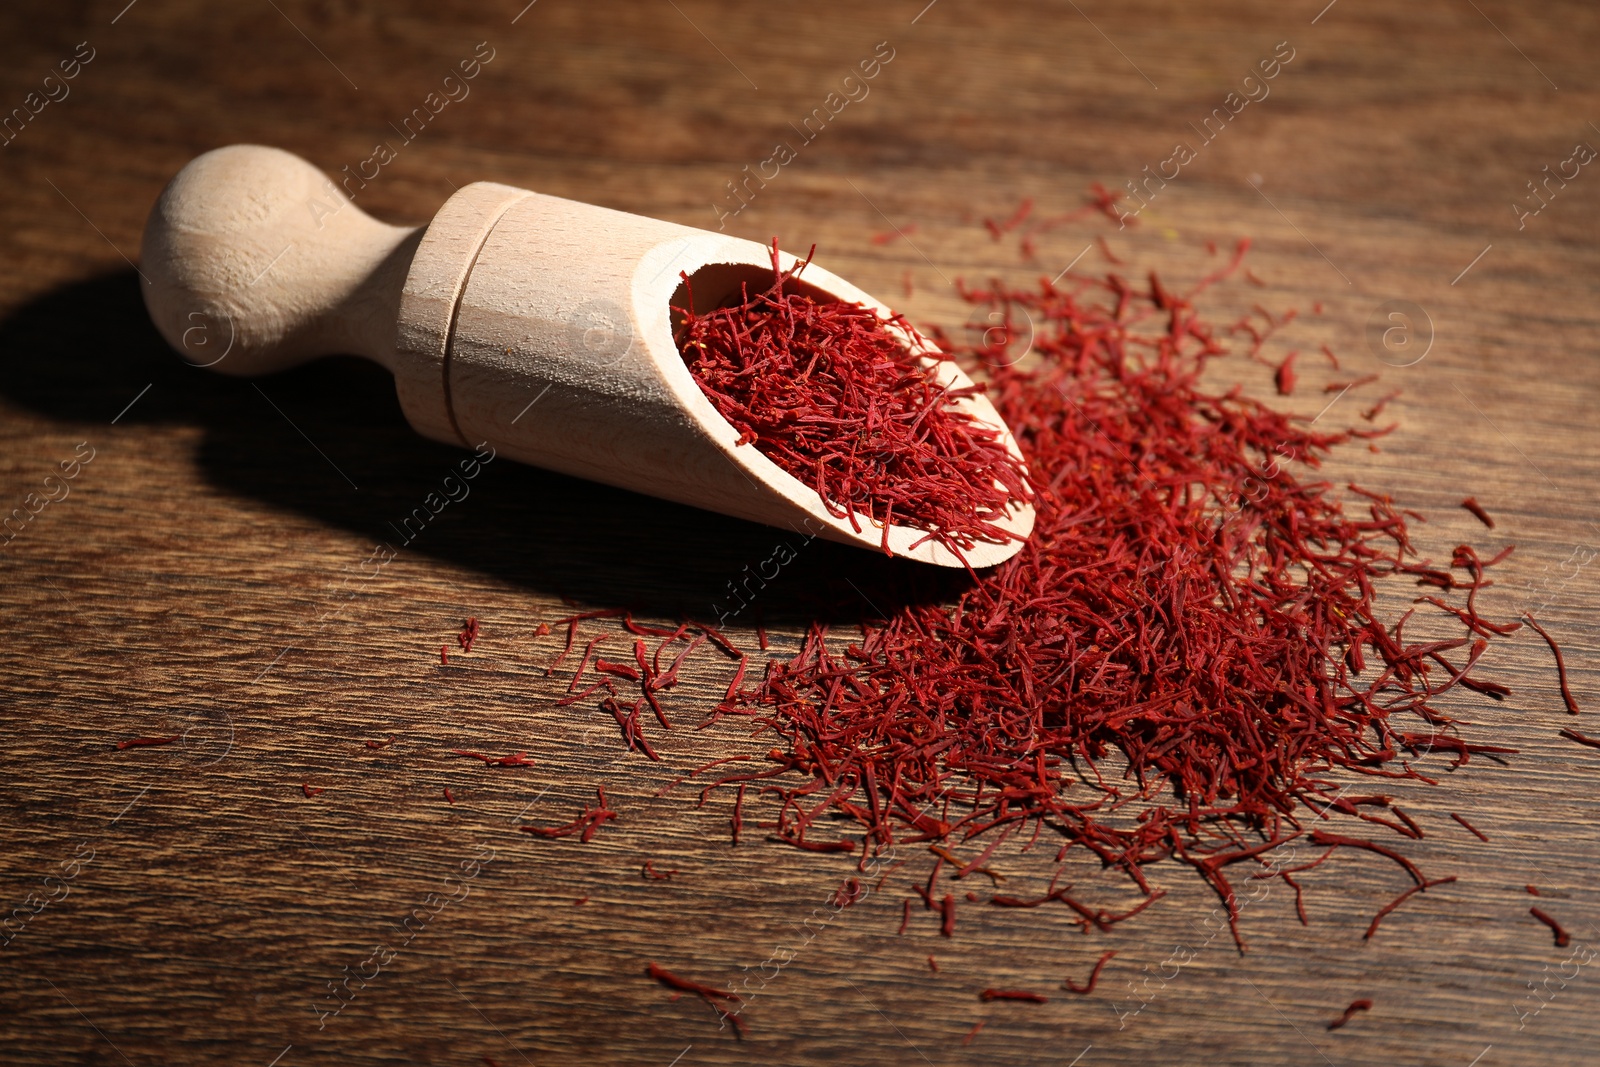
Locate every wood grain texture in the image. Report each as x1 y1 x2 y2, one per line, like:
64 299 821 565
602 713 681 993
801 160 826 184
0 1 1596 1065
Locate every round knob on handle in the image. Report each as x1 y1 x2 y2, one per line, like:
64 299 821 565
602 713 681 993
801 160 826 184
140 144 421 376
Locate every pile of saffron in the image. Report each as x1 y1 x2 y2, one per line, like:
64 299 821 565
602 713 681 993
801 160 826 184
673 244 1031 556
474 198 1593 1031
679 219 1562 952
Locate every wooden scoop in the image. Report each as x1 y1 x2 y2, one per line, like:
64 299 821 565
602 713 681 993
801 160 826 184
140 145 1034 567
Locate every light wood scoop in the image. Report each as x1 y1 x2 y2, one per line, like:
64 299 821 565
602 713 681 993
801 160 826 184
140 145 1034 567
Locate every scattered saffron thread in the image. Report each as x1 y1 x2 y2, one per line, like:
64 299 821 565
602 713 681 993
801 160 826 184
831 877 865 908
522 786 618 842
980 988 1048 1003
646 961 746 1037
871 223 919 245
116 735 179 750
1524 614 1581 714
1364 876 1457 940
1274 351 1297 395
984 199 1034 240
1559 728 1600 751
1063 951 1117 995
1531 905 1572 947
1460 497 1495 528
452 750 536 768
1327 998 1373 1031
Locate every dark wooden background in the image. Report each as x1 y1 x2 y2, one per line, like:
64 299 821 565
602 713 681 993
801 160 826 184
2 1 1597 1064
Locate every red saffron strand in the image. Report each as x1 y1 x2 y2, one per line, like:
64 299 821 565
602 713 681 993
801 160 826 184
1283 872 1309 926
1524 614 1581 714
1460 498 1495 528
1449 812 1490 842
1559 728 1600 750
115 734 180 750
831 877 864 908
1274 352 1297 396
643 963 742 1004
645 961 746 1037
924 859 944 909
1391 806 1424 840
643 860 676 880
980 989 1048 1003
870 223 918 245
1326 998 1373 1031
522 787 618 841
301 782 324 798
458 617 481 651
452 750 535 768
1309 832 1427 887
1526 885 1541 896
1364 876 1457 940
605 696 661 761
1062 950 1117 995
1531 905 1572 947
444 787 455 804
779 836 856 854
364 735 396 749
928 955 940 973
568 634 609 693
984 200 1033 240
594 657 641 682
962 1020 986 1045
1325 372 1380 392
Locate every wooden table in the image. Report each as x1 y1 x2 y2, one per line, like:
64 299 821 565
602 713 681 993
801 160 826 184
2 1 1597 1064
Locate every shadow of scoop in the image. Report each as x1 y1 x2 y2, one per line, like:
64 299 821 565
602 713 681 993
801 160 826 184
0 270 966 625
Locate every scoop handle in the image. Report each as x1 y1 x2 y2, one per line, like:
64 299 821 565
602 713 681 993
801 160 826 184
140 144 421 376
